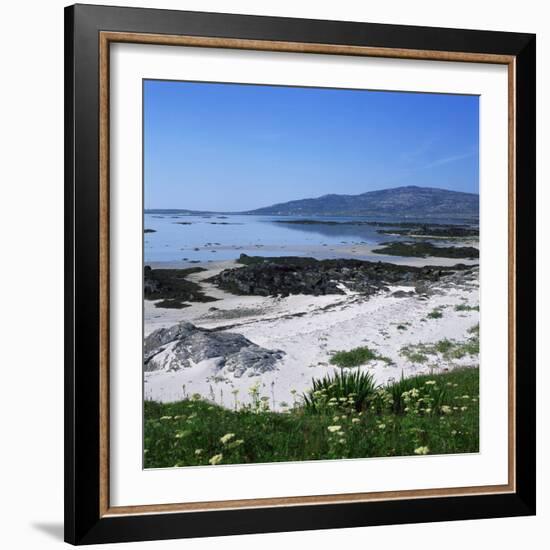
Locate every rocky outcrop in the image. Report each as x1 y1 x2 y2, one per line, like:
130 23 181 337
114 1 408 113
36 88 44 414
372 241 479 259
208 254 473 298
144 321 284 377
144 266 217 308
377 226 478 238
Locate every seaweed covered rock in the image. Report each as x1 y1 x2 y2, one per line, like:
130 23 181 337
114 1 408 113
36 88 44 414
372 241 479 259
144 265 217 307
208 254 474 298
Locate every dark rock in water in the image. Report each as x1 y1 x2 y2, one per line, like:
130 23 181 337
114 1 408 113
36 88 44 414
144 228 156 233
272 220 479 236
366 221 476 229
377 226 478 238
174 221 192 225
144 266 216 305
208 254 475 298
144 322 284 377
372 241 479 259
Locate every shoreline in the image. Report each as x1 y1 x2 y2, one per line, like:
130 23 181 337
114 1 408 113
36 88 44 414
146 241 480 270
144 256 479 411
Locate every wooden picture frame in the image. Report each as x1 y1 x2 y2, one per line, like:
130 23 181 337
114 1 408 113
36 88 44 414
65 3 536 545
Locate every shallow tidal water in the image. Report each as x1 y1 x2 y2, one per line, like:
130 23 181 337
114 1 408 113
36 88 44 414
144 213 476 266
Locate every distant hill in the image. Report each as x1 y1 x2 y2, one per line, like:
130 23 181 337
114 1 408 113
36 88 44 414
245 186 479 218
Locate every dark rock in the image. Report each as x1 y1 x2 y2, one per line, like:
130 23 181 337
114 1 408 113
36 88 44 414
377 226 478 238
372 241 479 259
144 322 284 377
391 290 415 298
144 266 216 304
154 299 190 309
208 254 475 298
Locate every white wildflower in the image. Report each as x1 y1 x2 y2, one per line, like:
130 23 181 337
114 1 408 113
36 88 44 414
209 454 223 465
220 433 235 445
414 446 430 455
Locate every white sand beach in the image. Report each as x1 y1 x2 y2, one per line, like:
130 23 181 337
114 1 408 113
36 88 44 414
144 258 479 411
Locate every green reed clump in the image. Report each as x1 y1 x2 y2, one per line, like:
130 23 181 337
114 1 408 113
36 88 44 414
302 369 377 412
386 373 447 415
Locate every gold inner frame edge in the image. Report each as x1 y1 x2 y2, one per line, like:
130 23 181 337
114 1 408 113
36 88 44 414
98 31 517 517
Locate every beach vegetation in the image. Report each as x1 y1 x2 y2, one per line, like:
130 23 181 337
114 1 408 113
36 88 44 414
144 367 479 468
427 308 443 319
454 303 479 312
302 369 377 412
330 346 392 367
400 329 479 364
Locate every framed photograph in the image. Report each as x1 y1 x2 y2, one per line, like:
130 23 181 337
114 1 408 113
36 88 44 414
64 3 536 545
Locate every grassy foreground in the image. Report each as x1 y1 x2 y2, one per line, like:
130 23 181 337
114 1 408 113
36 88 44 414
144 367 479 468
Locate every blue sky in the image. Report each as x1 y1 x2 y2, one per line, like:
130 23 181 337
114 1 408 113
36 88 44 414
144 80 479 211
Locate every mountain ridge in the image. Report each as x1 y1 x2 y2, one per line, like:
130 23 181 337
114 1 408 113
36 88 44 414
146 186 479 218
245 186 478 218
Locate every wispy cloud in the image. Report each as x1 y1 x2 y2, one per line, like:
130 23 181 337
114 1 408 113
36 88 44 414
379 149 477 188
420 151 477 170
399 138 436 164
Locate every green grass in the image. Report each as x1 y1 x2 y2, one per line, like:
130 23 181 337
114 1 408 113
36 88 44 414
329 346 392 367
144 367 479 468
427 308 443 319
404 352 429 364
455 303 480 312
400 328 479 363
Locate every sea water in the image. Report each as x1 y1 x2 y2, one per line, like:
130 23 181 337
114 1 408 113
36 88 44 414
144 213 477 266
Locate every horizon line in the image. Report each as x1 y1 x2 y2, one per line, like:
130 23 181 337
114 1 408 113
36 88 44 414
145 184 479 212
